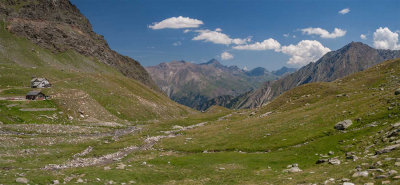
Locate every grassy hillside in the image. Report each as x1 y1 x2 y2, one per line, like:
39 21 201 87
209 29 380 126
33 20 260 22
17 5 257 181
0 21 193 124
1 29 399 185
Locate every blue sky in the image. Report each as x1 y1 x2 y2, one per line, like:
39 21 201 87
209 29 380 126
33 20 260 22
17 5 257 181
70 0 400 70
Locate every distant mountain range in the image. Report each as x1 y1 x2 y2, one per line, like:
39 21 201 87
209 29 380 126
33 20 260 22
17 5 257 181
146 59 295 110
225 42 400 109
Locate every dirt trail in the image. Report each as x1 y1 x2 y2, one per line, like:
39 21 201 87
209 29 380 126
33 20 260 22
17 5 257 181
43 117 223 170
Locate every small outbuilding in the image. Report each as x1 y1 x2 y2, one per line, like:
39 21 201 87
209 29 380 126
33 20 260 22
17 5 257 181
26 91 47 100
30 77 51 88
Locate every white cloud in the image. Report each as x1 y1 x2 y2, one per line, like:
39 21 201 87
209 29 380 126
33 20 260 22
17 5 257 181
283 33 289 38
301 27 346 39
281 40 331 66
172 41 182 46
183 29 191 33
193 29 251 45
373 27 400 50
220 51 234 60
149 16 203 30
338 8 350 15
360 34 367 40
233 38 281 51
215 28 222 32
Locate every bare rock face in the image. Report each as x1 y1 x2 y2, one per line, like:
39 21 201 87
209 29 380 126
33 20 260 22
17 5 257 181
334 120 353 130
0 0 158 91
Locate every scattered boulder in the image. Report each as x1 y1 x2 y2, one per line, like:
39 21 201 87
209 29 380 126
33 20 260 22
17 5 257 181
346 152 358 161
395 89 400 95
341 178 350 182
283 164 302 173
52 180 60 184
381 181 390 184
334 120 353 130
16 177 29 184
375 175 388 179
316 159 328 164
375 144 400 154
352 171 368 177
388 169 398 176
343 182 354 185
116 163 126 170
76 178 84 183
328 158 341 165
172 125 183 130
104 166 111 170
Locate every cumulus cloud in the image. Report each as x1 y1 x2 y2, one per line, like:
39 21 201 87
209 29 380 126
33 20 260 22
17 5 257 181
360 34 367 40
193 29 251 45
301 27 346 39
233 38 281 51
373 27 400 50
338 8 350 15
149 16 203 30
220 51 234 60
183 29 191 33
215 28 222 32
280 40 331 66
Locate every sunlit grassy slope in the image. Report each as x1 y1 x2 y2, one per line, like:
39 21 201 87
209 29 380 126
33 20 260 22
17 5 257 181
0 21 193 123
1 54 399 184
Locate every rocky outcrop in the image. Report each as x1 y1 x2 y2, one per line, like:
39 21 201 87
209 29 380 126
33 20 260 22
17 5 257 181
0 0 158 91
233 42 400 109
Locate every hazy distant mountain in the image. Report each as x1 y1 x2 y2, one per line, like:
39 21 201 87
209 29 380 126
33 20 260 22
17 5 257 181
233 42 400 109
272 66 298 76
146 59 283 110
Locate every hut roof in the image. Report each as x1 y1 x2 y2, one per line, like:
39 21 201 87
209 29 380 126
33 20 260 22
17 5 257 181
26 91 43 96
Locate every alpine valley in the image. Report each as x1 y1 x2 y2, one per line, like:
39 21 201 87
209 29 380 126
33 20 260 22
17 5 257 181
1 1 400 185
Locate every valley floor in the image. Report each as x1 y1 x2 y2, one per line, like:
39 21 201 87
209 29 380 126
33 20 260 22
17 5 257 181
1 60 400 184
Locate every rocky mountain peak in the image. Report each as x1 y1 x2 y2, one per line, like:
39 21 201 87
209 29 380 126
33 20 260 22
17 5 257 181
0 0 159 91
200 59 224 68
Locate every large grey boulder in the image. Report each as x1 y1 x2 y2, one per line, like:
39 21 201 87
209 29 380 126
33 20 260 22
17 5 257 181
283 164 302 173
334 119 353 130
